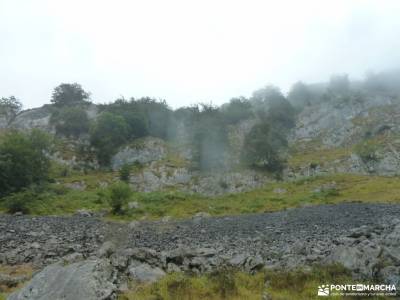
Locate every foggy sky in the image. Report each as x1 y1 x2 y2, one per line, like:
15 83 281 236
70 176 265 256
1 0 400 109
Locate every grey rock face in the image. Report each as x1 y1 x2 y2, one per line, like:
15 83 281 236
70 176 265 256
7 259 116 300
128 162 268 196
10 106 52 131
288 95 400 177
290 95 397 147
6 104 98 132
187 170 268 196
111 137 167 170
287 95 400 177
129 164 191 192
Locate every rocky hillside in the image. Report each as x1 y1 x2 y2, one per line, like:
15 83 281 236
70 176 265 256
288 93 400 177
4 86 400 196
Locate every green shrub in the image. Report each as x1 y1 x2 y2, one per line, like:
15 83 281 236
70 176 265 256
89 112 129 165
218 180 228 189
119 164 131 183
354 140 379 163
108 182 132 214
49 184 70 195
50 107 89 137
241 121 287 173
2 188 39 214
132 160 144 170
0 129 52 197
0 96 22 125
251 85 296 131
220 97 253 124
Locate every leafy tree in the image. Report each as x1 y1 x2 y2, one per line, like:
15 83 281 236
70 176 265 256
102 98 149 139
241 121 287 173
267 94 296 132
50 107 89 137
221 97 253 124
0 129 52 197
252 85 296 131
123 112 148 139
51 83 91 107
108 182 132 214
133 97 171 138
0 96 22 125
90 112 129 165
100 97 171 140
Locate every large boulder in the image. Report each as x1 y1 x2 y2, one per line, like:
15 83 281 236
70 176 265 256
128 262 165 283
327 243 381 278
327 219 400 284
7 259 116 300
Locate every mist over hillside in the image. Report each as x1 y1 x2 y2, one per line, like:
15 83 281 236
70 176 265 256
3 68 400 175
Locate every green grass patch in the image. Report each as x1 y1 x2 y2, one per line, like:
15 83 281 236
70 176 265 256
56 170 116 190
0 264 34 298
119 264 389 300
119 268 266 300
265 264 390 300
289 144 352 169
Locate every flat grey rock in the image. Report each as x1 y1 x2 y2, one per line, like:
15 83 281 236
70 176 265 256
7 259 116 300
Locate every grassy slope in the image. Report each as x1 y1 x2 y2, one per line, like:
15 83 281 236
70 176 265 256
2 171 400 220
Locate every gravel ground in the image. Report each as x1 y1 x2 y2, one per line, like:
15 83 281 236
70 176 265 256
125 203 400 250
1 203 399 266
